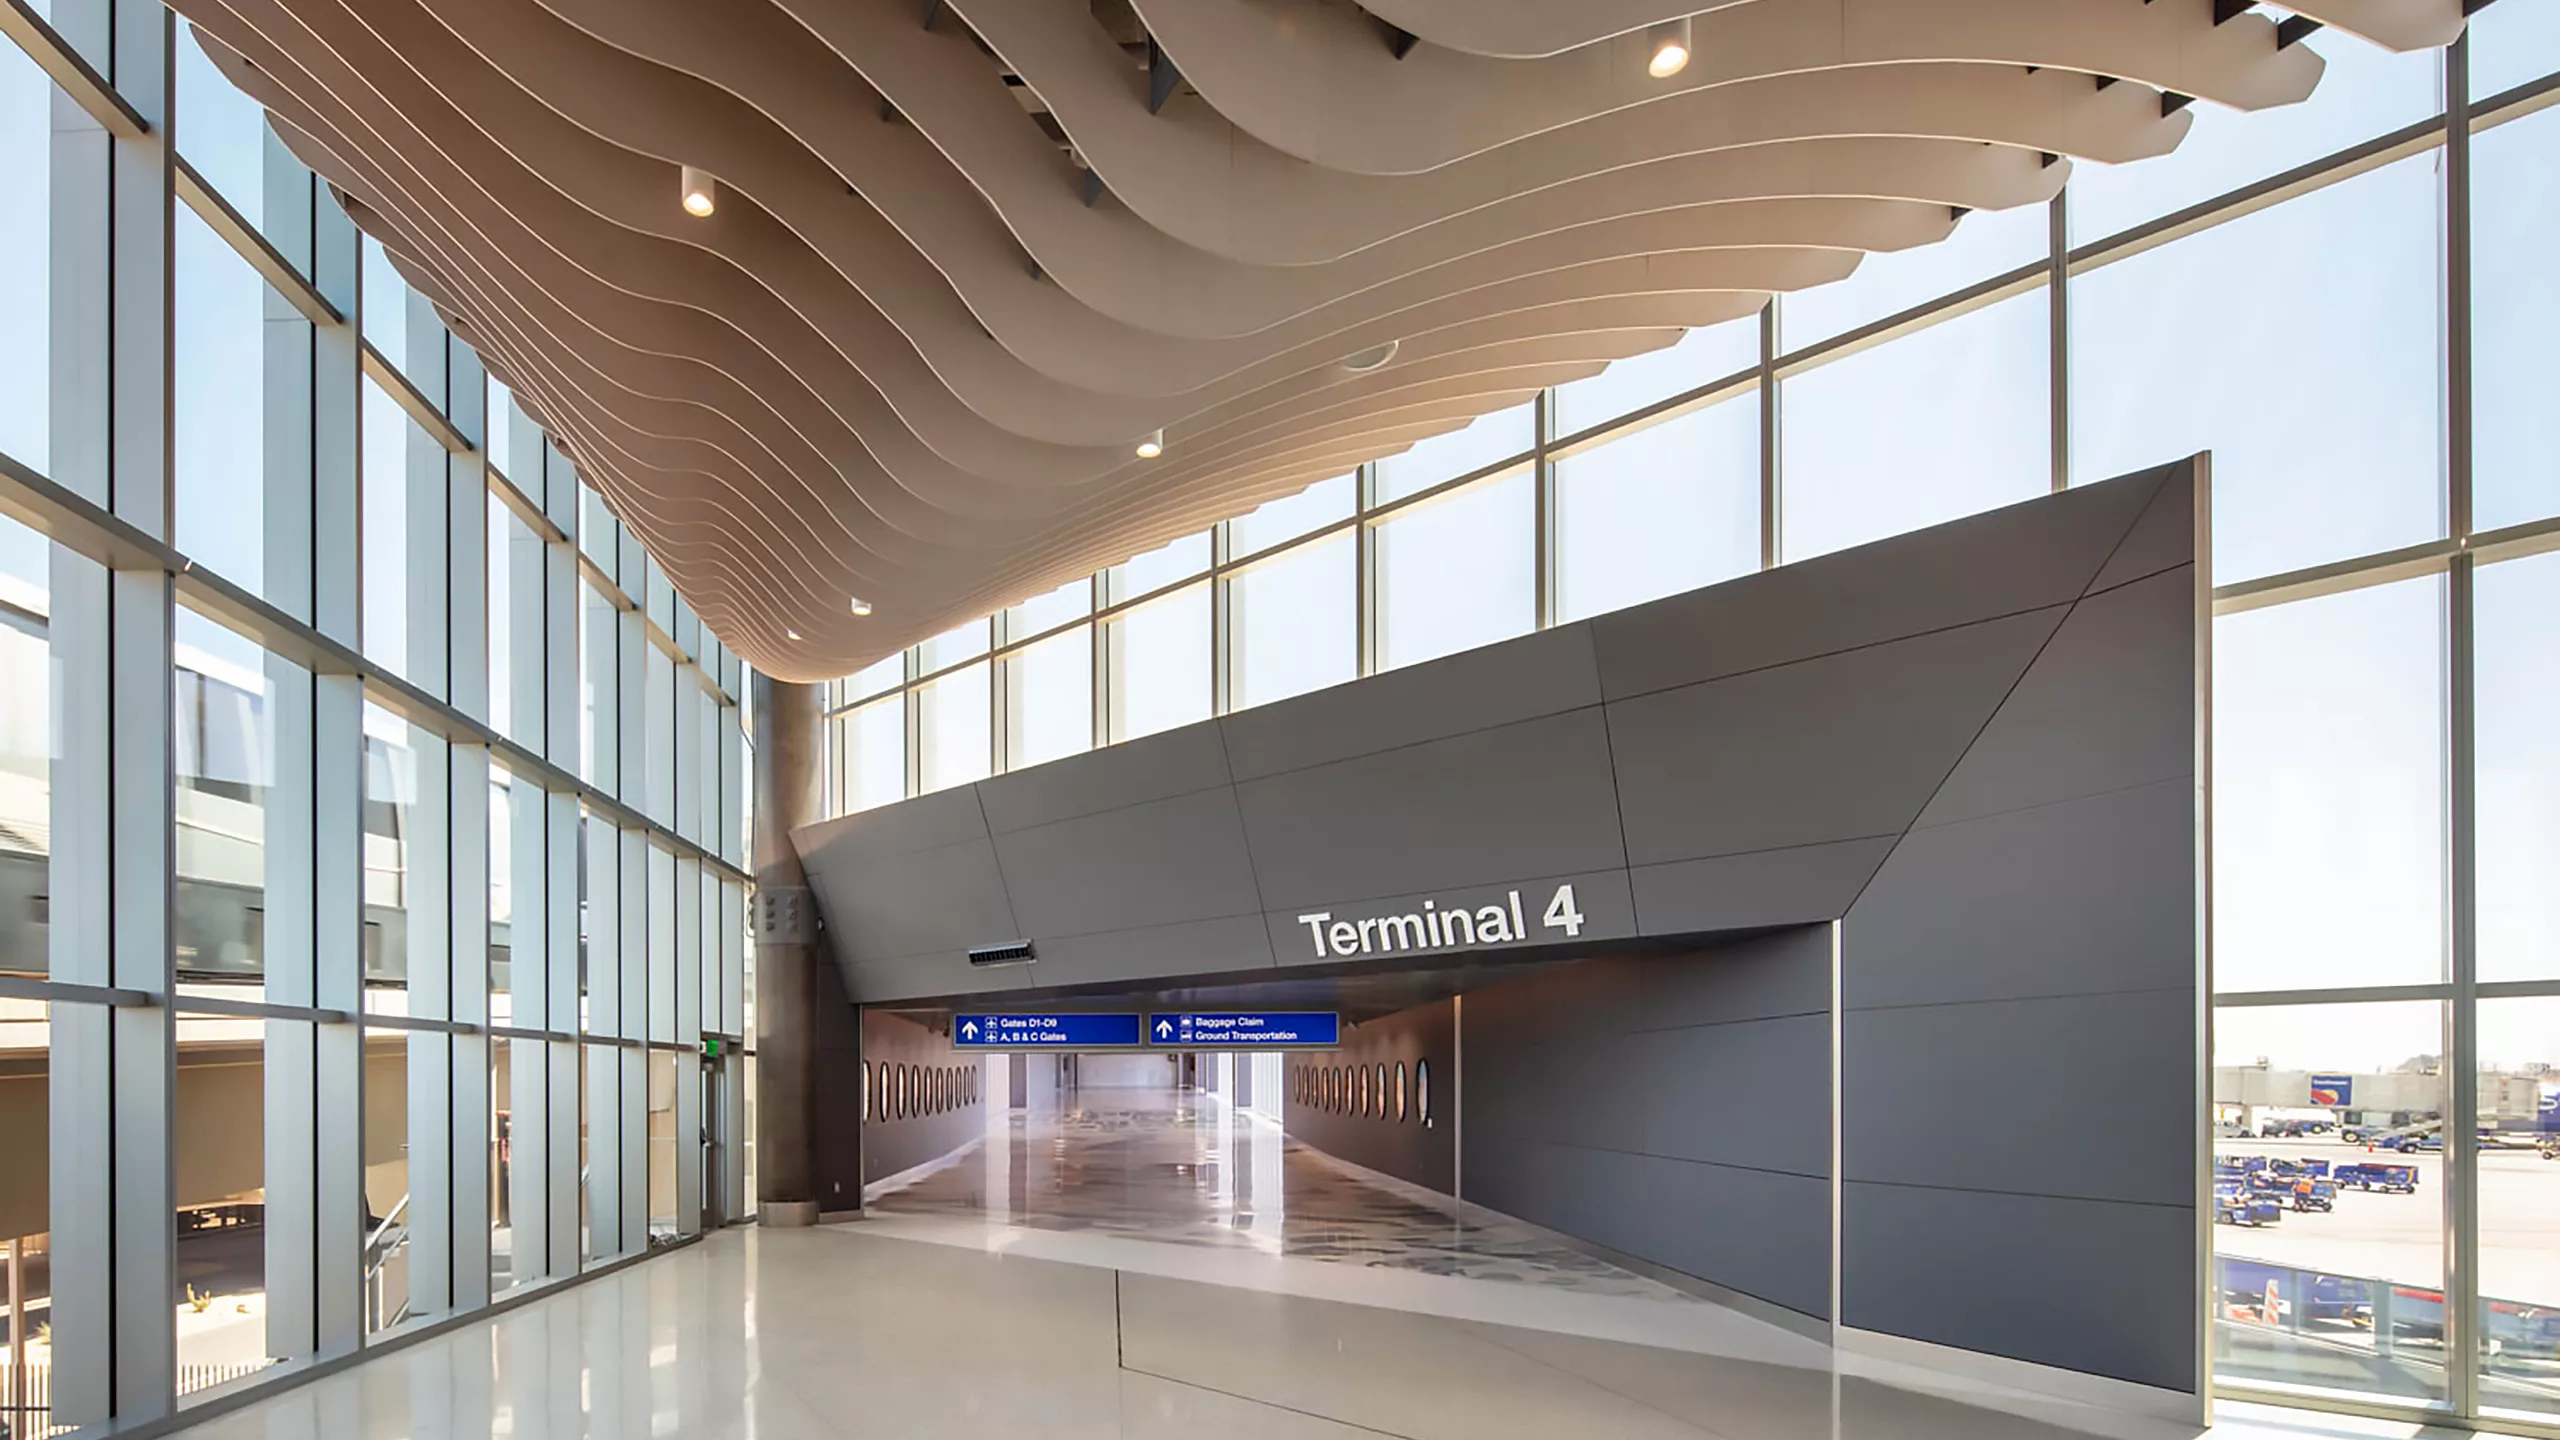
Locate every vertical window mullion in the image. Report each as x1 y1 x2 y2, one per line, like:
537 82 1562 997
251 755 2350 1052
1355 463 1377 676
1210 521 1232 715
2442 31 2481 1423
2049 189 2071 495
1758 300 1780 570
1533 390 1556 631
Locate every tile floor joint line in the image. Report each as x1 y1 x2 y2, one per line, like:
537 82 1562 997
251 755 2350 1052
1120 1363 1423 1439
1454 1320 1742 1440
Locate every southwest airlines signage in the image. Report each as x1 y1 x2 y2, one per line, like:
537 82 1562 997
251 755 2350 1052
1294 883 1588 960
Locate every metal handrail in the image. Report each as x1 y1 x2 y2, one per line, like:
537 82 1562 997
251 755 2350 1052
363 1193 409 1272
359 1161 594 1335
364 1194 412 1333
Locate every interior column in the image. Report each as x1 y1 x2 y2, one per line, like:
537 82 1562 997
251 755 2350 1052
751 677 826 1225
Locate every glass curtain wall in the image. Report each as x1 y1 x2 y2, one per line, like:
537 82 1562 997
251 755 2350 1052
811 16 2560 1432
0 6 754 1432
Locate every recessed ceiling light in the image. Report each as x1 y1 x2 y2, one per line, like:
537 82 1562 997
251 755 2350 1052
680 165 717 218
1647 17 1691 78
848 596 873 616
784 627 802 641
1134 428 1165 460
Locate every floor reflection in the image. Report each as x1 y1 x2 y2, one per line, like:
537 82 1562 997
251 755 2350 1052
869 1084 1705 1301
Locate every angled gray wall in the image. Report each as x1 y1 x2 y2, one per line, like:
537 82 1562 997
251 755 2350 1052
856 1010 985 1198
793 461 2203 1396
1281 1000 1455 1195
1458 928 1837 1322
1838 471 2202 1393
795 463 2182 1006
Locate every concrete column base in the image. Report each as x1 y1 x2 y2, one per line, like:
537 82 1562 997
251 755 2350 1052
761 1201 821 1229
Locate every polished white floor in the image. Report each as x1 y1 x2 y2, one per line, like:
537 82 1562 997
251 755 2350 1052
159 1087 2537 1439
161 1223 2537 1440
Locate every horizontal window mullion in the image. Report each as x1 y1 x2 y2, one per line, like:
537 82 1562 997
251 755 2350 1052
175 156 339 326
2212 983 2454 1008
2068 114 2448 280
0 975 152 1006
171 995 351 1024
2211 539 2456 615
0 0 145 138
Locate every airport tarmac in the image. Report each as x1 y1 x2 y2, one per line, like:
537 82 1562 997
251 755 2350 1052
2215 1136 2560 1303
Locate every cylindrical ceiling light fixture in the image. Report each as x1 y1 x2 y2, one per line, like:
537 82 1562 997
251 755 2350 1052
848 595 874 617
680 165 718 217
1647 16 1692 78
1134 428 1165 459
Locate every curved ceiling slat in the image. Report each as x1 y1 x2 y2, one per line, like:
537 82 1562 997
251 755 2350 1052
556 0 2061 345
963 0 2193 266
158 0 2420 679
2280 0 2469 53
1358 0 2463 62
1134 0 2318 177
1357 0 1747 60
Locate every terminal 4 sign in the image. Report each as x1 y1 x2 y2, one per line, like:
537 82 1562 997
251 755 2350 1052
952 1013 1142 1049
1152 1013 1339 1048
1293 883 1590 960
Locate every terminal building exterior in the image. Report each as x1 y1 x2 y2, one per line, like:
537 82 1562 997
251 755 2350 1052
0 2 2556 1438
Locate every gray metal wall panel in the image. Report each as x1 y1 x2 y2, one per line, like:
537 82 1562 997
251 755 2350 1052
1470 1141 1656 1266
1218 624 1604 783
1843 1183 2196 1393
1639 1015 1832 1177
1848 778 2196 1011
804 836 1019 965
1628 840 1894 937
1914 569 2198 832
1233 708 1627 910
1843 989 2195 1207
1606 607 2066 866
1633 928 1834 1028
2087 465 2199 596
1015 915 1281 990
992 787 1264 938
1642 1158 1834 1320
841 952 1002 1005
977 720 1234 834
1833 474 2200 1393
1453 930 1836 1319
798 785 993 862
1586 470 2164 702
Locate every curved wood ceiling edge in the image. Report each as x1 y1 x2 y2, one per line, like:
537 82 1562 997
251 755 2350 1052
162 0 2455 679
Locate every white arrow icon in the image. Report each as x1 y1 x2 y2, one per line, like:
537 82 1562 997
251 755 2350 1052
961 1021 979 1039
1155 1019 1173 1039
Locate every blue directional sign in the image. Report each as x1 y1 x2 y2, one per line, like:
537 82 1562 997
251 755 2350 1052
1150 1012 1340 1048
951 1013 1143 1049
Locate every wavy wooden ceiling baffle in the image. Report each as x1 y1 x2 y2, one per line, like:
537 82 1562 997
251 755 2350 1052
167 0 2461 680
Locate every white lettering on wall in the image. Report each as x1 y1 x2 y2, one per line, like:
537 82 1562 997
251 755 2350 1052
1294 884 1587 959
